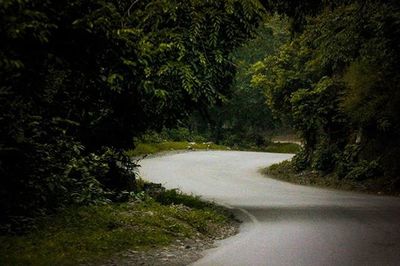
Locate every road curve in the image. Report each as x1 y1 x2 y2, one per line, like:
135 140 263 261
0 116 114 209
139 150 400 266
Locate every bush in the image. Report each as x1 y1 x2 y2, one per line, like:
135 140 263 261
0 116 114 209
336 144 361 178
265 160 294 176
0 0 263 233
135 128 209 144
136 131 165 144
164 128 191 141
0 143 137 233
291 148 309 171
311 144 338 172
345 160 383 181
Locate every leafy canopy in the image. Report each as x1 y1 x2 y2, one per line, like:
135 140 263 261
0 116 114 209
0 0 263 229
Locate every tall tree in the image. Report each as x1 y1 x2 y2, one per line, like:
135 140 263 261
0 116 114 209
252 1 400 186
0 0 264 228
191 14 290 147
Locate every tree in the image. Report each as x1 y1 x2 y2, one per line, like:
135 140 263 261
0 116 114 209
191 14 290 147
252 1 400 184
0 0 264 229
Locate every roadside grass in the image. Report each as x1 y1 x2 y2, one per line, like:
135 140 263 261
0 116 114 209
271 134 300 143
126 141 300 157
263 143 300 154
155 189 217 210
261 160 352 189
0 191 231 266
125 141 228 157
262 160 394 194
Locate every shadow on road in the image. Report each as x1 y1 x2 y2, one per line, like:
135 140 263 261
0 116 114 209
235 205 400 224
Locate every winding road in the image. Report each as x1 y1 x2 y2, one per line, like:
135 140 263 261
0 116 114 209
139 151 400 266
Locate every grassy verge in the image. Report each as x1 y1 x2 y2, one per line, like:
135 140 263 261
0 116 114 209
126 141 300 157
125 141 229 157
262 160 353 189
0 190 233 265
262 160 395 194
263 143 300 154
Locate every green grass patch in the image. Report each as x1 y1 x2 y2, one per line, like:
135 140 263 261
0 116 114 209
125 141 228 157
155 189 215 210
125 140 300 157
0 194 231 265
126 141 300 157
264 143 301 154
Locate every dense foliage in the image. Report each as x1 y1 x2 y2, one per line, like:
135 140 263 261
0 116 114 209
252 1 400 189
189 15 291 148
0 0 263 230
2 0 399 232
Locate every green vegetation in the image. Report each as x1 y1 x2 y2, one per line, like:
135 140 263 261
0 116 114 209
0 189 232 265
0 0 263 230
264 143 300 154
127 141 299 156
126 141 228 157
263 160 356 191
124 129 228 156
188 14 291 148
126 129 300 156
2 0 400 258
263 160 394 194
252 1 400 192
155 189 220 210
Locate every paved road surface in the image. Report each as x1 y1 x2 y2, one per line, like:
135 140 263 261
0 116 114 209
139 151 400 266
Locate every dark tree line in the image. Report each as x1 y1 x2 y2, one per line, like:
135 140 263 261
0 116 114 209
252 0 400 189
0 0 263 231
188 15 291 148
2 0 399 232
190 0 400 189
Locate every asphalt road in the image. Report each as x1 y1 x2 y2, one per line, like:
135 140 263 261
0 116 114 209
139 150 400 266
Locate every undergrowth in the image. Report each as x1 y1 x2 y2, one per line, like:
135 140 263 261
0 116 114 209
0 189 231 265
263 160 398 195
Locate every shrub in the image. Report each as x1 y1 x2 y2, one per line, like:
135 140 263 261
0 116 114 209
135 128 209 144
345 160 383 181
336 144 361 178
291 148 309 171
311 144 338 172
0 144 137 233
137 131 165 144
165 128 191 141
